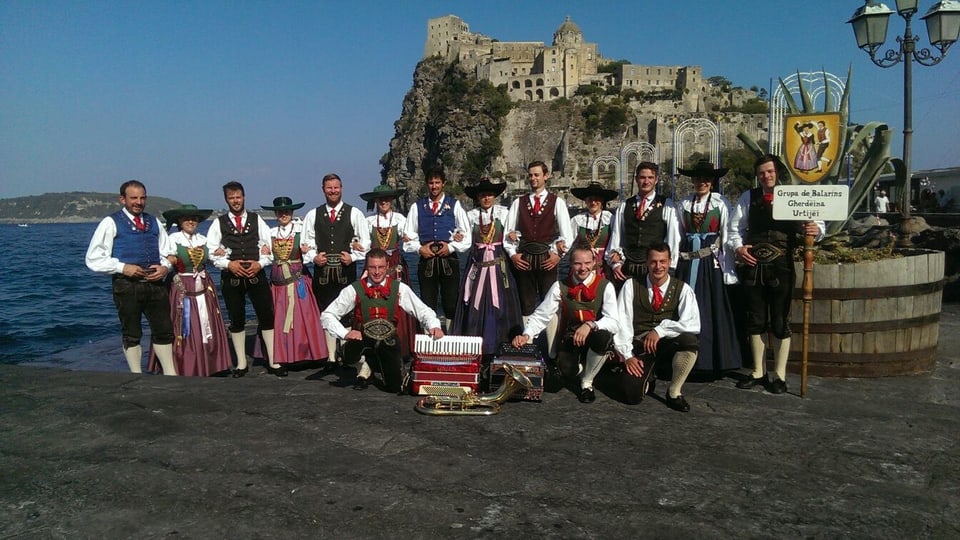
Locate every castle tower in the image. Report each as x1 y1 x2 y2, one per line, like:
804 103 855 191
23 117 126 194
553 16 582 45
424 15 470 59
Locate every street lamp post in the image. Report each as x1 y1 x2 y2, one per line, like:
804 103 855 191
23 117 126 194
848 0 960 217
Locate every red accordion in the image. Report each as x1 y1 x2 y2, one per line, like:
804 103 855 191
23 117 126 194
411 335 483 395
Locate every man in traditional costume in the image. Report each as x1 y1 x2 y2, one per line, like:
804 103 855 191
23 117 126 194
614 242 700 412
302 173 371 360
512 247 619 403
85 180 178 375
403 168 472 327
206 181 282 377
321 249 444 393
729 154 823 394
359 183 415 359
607 162 680 283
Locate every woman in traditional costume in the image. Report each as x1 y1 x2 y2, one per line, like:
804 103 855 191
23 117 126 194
675 160 742 377
152 205 232 376
793 122 818 172
358 184 416 359
452 179 523 357
569 182 618 279
259 196 328 371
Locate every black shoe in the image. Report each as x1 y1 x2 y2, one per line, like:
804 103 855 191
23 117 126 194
665 394 690 413
768 378 788 394
578 387 596 403
736 375 766 389
232 367 248 378
267 365 288 378
353 376 369 391
638 358 657 399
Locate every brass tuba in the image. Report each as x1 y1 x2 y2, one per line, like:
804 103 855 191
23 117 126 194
414 363 533 416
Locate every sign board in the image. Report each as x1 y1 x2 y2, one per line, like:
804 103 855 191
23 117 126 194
783 112 842 183
773 185 849 221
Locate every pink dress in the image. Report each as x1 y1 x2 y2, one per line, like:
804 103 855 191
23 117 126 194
149 232 232 376
265 226 329 363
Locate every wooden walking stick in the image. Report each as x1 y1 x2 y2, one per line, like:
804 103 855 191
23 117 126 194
800 229 816 398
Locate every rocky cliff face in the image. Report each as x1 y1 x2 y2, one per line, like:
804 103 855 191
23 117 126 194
380 57 768 207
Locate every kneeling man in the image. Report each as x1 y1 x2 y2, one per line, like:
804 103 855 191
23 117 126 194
615 242 700 412
321 248 444 392
512 246 619 403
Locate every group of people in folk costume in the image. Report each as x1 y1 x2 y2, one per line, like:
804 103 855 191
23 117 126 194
86 154 823 413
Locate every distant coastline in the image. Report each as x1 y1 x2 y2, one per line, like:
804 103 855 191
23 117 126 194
0 191 196 224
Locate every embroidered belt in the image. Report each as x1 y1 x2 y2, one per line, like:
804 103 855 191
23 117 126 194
362 318 397 343
271 270 302 286
679 239 720 260
519 241 550 255
750 243 785 264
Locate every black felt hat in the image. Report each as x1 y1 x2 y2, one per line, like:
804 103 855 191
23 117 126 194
678 159 729 178
463 178 507 199
570 182 618 203
261 196 306 211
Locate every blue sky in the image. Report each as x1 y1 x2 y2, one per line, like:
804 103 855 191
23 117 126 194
2 1 957 209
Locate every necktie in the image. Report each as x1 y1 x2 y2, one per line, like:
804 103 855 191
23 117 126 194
763 192 774 208
431 201 439 215
652 284 663 311
134 215 145 231
234 214 242 230
636 197 647 219
329 208 336 223
533 195 541 214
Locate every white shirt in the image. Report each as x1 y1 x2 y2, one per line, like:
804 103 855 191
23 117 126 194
614 276 700 360
320 280 442 339
874 195 890 213
503 191 575 257
521 272 620 339
675 193 737 285
727 190 825 251
268 220 308 264
301 202 371 263
366 211 407 253
466 205 509 232
403 194 473 254
205 211 274 270
606 193 680 269
85 209 174 274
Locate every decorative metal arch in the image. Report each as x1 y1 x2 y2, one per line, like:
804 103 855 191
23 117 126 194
619 142 658 198
672 117 720 177
769 71 845 155
591 155 620 187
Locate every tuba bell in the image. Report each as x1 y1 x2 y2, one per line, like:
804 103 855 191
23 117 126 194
414 363 533 416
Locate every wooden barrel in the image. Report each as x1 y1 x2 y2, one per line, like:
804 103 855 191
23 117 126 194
788 248 944 377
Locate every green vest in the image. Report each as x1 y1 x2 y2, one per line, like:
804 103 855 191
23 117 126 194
631 277 683 335
352 278 401 326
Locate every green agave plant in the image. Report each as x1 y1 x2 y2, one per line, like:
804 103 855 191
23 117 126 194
738 67 894 236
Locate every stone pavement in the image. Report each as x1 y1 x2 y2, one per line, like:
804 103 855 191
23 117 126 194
1 304 958 539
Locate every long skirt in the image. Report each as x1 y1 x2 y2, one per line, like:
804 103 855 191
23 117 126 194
452 248 523 356
149 271 232 376
677 241 742 376
260 265 328 364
